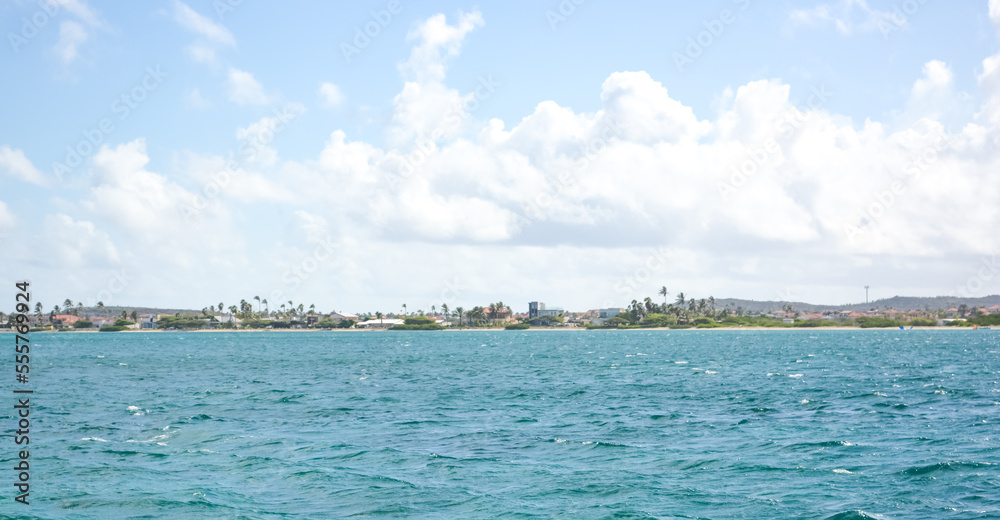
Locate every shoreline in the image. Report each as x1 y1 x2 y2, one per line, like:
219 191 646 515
5 326 989 333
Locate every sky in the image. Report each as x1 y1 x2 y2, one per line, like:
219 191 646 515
1 0 999 315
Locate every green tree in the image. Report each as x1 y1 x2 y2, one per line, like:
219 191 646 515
675 292 686 306
254 295 261 313
658 286 669 309
455 307 464 327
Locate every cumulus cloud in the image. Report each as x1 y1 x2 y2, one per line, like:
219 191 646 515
226 68 269 105
20 8 1000 309
0 146 47 185
43 214 120 267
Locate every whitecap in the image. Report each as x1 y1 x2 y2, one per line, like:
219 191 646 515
675 361 688 364
801 399 810 404
97 355 104 358
705 370 718 374
833 469 852 474
81 437 109 442
789 374 804 378
119 363 127 366
127 405 141 412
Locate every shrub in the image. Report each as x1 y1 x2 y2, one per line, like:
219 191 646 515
505 323 530 330
389 323 444 330
404 317 436 326
641 313 677 328
909 318 937 327
971 314 1000 326
100 325 127 332
858 317 903 328
73 320 93 329
114 319 135 327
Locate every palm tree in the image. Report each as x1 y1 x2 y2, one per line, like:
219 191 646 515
64 299 73 312
376 311 384 325
675 292 686 306
262 299 268 314
455 307 464 327
288 301 295 318
402 303 407 316
254 296 261 313
229 305 238 321
659 286 669 309
431 304 436 316
34 302 43 318
53 304 60 314
130 310 138 322
441 303 449 318
298 304 304 315
97 301 105 311
280 303 287 316
218 303 224 313
120 310 128 320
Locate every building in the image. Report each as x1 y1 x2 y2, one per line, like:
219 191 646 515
330 311 359 322
51 314 81 327
592 308 625 326
356 318 404 328
528 302 564 319
140 315 157 329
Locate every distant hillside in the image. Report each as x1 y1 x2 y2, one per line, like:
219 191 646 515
64 306 204 318
714 295 1000 313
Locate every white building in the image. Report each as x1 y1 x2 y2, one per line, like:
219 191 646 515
329 311 359 322
356 318 404 328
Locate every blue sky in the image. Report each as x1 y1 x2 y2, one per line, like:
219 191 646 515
2 0 1000 314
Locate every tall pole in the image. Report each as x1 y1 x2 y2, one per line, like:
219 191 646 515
865 286 870 305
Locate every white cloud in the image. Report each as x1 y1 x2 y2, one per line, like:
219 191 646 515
47 0 104 65
185 88 211 109
54 21 88 63
319 82 344 108
172 0 235 45
226 68 269 105
400 10 484 83
0 202 14 229
43 214 120 267
0 146 47 185
235 104 305 167
991 0 1000 29
789 0 896 35
173 0 235 64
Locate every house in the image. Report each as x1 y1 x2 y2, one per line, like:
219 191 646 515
140 315 157 329
783 318 795 324
593 308 625 326
330 311 359 322
91 317 115 328
356 318 404 328
51 314 81 327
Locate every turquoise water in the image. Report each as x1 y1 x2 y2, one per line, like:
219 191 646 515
5 330 1000 519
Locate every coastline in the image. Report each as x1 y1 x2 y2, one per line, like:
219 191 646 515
5 326 988 333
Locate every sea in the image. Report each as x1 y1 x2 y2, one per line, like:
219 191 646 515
4 329 999 519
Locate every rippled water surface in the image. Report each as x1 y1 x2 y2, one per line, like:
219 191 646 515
7 330 1000 519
